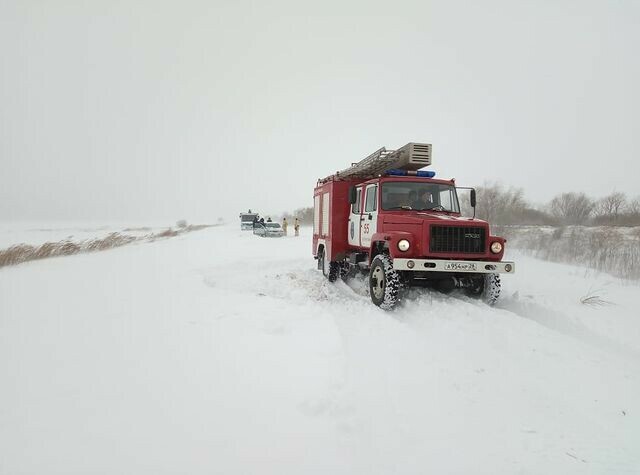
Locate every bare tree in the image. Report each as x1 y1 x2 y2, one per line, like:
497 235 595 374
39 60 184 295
593 192 627 224
548 192 594 225
625 197 640 215
475 183 501 223
475 183 530 225
617 196 640 226
283 207 314 225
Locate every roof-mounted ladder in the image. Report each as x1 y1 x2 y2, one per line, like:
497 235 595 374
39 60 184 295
319 142 432 183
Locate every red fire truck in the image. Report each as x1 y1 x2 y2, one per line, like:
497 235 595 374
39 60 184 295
312 143 515 310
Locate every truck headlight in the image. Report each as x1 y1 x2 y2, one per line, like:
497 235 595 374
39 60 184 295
490 241 503 254
398 239 410 252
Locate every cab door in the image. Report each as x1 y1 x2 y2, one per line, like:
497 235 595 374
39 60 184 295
360 184 378 248
348 187 363 247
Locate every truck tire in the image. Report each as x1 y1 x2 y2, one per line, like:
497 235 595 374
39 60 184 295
319 249 339 282
466 273 501 306
340 263 353 282
483 273 501 305
369 254 400 310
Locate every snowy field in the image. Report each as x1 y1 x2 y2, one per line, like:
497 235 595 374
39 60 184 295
1 224 639 474
0 222 178 249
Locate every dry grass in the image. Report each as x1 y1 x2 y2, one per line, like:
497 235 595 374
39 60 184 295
580 294 613 307
0 224 216 269
153 228 179 238
185 224 209 232
580 288 615 307
85 233 137 252
0 244 37 267
499 225 640 281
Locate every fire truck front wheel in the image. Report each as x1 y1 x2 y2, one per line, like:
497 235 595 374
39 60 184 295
369 254 400 310
465 273 501 306
319 249 339 282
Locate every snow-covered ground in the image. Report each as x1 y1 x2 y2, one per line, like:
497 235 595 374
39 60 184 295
1 224 639 474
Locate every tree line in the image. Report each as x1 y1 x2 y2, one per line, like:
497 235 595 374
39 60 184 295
469 184 640 226
286 185 640 227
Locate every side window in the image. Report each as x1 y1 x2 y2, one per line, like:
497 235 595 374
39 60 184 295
322 192 330 235
352 188 362 214
365 186 377 212
313 194 320 233
439 189 454 210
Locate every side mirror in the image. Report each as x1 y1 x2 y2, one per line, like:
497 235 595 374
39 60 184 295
348 186 357 204
470 189 476 208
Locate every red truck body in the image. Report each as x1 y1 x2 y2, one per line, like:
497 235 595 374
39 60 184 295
312 143 514 309
313 176 506 264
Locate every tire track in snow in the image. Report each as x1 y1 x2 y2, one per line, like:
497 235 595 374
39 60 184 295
494 295 640 361
394 280 640 362
201 255 367 439
207 254 638 364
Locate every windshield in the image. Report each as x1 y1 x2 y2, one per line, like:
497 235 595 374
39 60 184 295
381 182 460 212
266 223 281 228
241 214 258 222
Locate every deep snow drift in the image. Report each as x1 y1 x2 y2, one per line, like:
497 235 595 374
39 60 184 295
1 224 639 474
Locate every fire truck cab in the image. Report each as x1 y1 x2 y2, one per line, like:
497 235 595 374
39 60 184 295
313 143 515 310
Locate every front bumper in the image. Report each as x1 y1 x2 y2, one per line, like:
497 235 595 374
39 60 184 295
393 258 515 274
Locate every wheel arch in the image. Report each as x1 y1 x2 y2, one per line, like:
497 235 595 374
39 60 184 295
370 231 417 260
369 240 388 263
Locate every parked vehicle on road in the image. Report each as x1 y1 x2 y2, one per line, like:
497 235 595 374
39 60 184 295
239 210 259 230
254 222 285 238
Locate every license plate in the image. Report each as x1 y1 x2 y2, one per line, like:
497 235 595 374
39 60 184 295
444 262 477 271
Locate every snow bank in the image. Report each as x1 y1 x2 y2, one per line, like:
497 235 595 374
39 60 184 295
0 222 174 248
0 222 215 269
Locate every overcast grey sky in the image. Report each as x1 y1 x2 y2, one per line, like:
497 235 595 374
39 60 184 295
1 0 638 222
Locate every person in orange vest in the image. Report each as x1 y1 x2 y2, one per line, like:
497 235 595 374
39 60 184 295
294 217 300 237
282 217 288 236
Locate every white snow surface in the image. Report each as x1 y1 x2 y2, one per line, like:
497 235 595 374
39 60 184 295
0 221 176 249
1 224 639 474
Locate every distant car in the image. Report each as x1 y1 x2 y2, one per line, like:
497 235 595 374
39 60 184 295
253 222 285 238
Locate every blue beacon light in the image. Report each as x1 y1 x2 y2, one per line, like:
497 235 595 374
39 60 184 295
386 169 436 178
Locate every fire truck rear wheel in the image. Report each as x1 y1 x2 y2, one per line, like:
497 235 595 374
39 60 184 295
339 262 352 281
369 254 400 310
319 249 339 282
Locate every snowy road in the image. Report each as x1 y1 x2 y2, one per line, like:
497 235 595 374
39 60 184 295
1 225 639 474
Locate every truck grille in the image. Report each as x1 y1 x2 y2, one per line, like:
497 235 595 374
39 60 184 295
430 226 486 254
